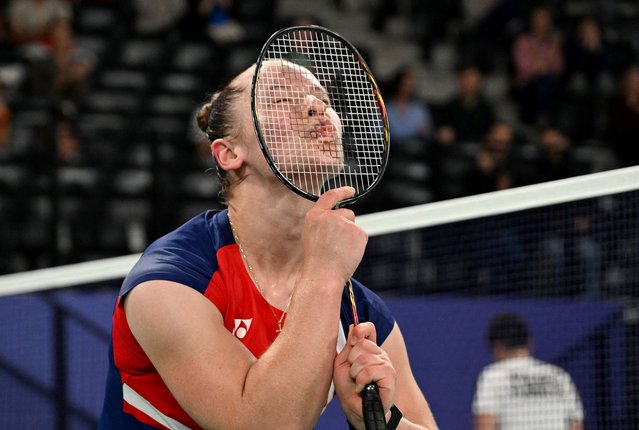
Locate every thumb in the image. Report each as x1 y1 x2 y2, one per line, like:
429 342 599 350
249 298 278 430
350 322 377 345
315 186 356 210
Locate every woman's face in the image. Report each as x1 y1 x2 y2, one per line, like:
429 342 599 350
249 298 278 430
253 61 344 192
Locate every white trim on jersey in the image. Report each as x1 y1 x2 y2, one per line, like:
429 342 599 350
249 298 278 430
324 321 349 411
123 383 192 430
336 318 348 353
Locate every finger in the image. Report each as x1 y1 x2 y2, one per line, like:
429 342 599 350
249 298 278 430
333 207 356 222
351 354 396 398
348 337 382 360
315 186 356 210
349 321 377 345
354 367 383 393
348 338 384 379
341 324 375 370
349 350 386 382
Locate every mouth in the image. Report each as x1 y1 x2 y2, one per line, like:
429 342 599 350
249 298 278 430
317 123 334 136
309 122 337 140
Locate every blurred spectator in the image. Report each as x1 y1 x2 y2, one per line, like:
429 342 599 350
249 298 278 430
55 118 81 163
0 5 12 48
369 0 462 61
386 66 434 143
515 127 602 297
539 210 602 298
173 0 210 40
284 13 323 27
414 0 462 62
436 63 496 145
133 0 187 35
512 6 564 125
464 124 527 291
607 65 639 167
0 5 26 89
459 0 520 73
564 15 611 96
27 20 95 105
559 15 612 143
369 0 397 33
516 126 589 186
7 0 72 47
0 81 11 152
465 122 515 195
198 0 245 44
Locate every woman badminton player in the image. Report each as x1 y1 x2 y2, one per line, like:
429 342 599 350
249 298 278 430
98 28 438 430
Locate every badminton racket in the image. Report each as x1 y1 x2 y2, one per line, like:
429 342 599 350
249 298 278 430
251 25 390 430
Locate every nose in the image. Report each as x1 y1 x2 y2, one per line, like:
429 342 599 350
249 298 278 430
306 95 327 118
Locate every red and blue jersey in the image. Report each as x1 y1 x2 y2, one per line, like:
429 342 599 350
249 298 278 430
98 209 395 430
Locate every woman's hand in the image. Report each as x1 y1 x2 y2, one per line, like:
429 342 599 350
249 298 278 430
333 322 397 430
301 187 368 286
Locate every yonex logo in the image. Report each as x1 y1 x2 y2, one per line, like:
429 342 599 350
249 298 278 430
232 319 252 339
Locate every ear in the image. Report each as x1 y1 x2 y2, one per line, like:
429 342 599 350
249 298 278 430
211 138 244 171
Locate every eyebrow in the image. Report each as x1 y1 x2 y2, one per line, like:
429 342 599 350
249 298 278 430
266 81 329 101
266 84 288 93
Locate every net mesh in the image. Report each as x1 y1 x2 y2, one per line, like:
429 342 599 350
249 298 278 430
0 169 637 429
354 187 638 430
358 190 638 298
254 27 388 200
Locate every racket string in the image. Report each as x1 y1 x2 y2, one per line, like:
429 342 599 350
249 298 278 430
256 27 388 200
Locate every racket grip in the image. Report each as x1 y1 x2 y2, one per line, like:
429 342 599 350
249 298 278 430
362 383 387 430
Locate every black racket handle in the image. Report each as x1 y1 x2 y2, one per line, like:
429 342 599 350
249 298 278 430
362 383 387 430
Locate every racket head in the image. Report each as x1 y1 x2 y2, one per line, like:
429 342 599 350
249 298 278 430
251 25 390 206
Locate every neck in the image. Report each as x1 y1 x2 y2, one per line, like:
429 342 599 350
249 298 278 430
226 185 312 306
495 347 529 361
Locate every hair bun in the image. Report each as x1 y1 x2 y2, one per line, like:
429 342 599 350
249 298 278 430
196 92 221 133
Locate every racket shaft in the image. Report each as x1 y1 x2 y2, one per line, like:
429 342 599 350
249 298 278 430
362 384 387 430
349 280 386 429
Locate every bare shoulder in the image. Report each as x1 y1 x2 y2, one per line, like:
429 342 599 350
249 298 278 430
124 281 223 348
123 280 257 427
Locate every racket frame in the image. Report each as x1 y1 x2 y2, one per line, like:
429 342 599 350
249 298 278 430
252 25 390 429
250 25 390 206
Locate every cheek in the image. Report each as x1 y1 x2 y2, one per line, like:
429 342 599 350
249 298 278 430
327 108 342 138
240 119 254 140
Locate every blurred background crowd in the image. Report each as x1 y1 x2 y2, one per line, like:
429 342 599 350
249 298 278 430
0 0 637 275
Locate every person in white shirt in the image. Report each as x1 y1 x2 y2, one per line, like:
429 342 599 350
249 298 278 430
472 312 584 430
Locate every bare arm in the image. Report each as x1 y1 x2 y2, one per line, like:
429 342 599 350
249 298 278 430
570 420 583 430
126 187 368 429
125 276 342 429
474 414 497 430
382 323 438 430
